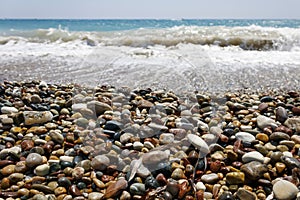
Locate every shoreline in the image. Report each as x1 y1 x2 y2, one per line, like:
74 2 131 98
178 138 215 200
0 80 300 199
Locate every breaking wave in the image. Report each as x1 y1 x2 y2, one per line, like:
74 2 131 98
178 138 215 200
1 25 300 51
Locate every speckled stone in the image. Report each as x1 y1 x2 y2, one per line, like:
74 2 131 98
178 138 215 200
241 161 268 181
273 180 299 200
226 172 245 185
34 164 50 176
236 188 257 200
26 153 43 168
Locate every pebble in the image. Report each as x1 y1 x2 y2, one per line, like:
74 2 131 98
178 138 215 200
273 180 299 200
34 164 50 176
242 151 265 163
226 172 245 184
130 183 146 195
257 115 277 129
26 153 43 168
159 133 175 144
88 192 104 200
201 173 219 184
91 155 110 170
236 188 257 200
275 106 288 123
1 164 15 176
241 161 268 181
235 132 255 143
23 111 53 125
171 168 186 180
1 106 18 114
270 131 290 141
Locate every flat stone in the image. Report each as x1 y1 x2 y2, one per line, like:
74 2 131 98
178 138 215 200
88 192 104 200
235 132 255 143
87 101 112 116
201 173 219 184
241 161 268 181
257 115 277 129
34 164 50 176
8 173 24 183
242 151 265 163
187 134 209 154
270 132 290 141
1 106 18 114
23 111 53 125
273 180 299 200
226 172 245 184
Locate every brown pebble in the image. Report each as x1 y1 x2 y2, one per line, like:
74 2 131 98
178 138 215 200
69 185 81 196
1 164 15 176
103 179 128 199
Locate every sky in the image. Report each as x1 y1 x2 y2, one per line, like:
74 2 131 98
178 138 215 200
1 0 300 19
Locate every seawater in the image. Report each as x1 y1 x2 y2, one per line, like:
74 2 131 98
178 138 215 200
0 19 300 93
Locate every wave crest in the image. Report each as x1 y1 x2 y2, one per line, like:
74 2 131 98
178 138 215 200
1 25 300 51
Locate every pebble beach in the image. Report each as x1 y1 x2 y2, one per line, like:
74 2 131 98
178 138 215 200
1 80 300 200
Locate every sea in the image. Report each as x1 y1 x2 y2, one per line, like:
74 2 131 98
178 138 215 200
0 19 300 93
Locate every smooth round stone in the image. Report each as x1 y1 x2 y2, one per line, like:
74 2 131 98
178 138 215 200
26 153 43 168
49 130 64 144
257 115 277 129
270 132 290 141
187 134 209 154
60 156 74 163
273 180 299 200
88 192 104 200
133 141 144 150
14 161 28 173
195 182 206 191
275 107 288 123
202 134 217 145
34 164 50 176
93 178 105 189
256 133 269 143
8 173 24 183
91 155 110 170
120 191 131 200
60 108 70 115
236 188 257 200
242 151 265 163
144 141 155 150
241 161 268 181
265 142 277 151
58 177 72 188
226 172 245 184
159 133 175 144
201 173 219 184
17 188 30 197
1 177 10 189
120 133 134 143
130 183 146 195
235 132 255 143
171 168 186 180
1 164 15 176
87 101 112 116
1 106 18 114
279 140 295 149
